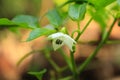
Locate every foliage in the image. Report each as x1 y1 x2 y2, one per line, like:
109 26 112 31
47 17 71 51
12 15 40 29
46 9 63 28
68 3 86 21
0 0 119 80
26 28 56 41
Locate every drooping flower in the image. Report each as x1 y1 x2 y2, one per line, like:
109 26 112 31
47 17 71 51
48 32 76 51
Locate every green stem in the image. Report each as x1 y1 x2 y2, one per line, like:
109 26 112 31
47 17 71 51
104 18 117 42
17 50 40 66
78 40 104 73
70 50 79 80
44 48 60 72
77 21 80 30
106 40 120 44
81 18 93 35
78 18 117 74
69 17 93 79
74 21 81 41
75 18 93 41
78 40 120 45
58 49 72 71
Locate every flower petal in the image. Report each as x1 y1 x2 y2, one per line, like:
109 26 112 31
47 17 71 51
48 32 76 51
63 35 76 51
48 32 65 39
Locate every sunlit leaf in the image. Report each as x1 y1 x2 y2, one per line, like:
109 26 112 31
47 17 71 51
89 8 108 31
68 3 86 21
12 15 39 29
46 9 63 28
89 0 115 8
0 18 19 32
0 18 17 26
27 28 56 41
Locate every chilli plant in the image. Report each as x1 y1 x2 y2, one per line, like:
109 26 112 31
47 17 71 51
0 0 120 80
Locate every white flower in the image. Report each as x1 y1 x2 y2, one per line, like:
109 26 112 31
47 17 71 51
48 32 76 51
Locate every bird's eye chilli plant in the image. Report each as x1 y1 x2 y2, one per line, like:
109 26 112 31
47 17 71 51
0 0 120 80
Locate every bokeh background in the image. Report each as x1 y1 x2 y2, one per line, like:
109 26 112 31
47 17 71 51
0 0 120 80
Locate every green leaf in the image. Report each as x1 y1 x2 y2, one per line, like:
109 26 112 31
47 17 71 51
0 18 17 26
89 8 108 31
68 3 86 21
116 12 120 18
89 0 115 8
0 18 19 31
46 9 63 28
28 69 47 80
27 28 56 41
12 15 39 29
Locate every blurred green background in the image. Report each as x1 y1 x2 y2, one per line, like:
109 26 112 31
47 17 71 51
0 0 41 18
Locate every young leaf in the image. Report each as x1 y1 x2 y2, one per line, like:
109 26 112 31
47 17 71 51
89 8 108 31
12 15 39 29
46 9 63 28
68 3 86 21
28 69 47 80
27 28 56 41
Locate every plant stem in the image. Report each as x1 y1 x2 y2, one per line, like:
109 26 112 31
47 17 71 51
106 40 120 44
80 18 93 35
44 48 61 72
78 18 117 74
17 50 40 66
75 24 81 41
69 17 93 79
58 49 72 71
75 18 93 41
78 40 104 73
70 51 79 80
77 21 80 30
